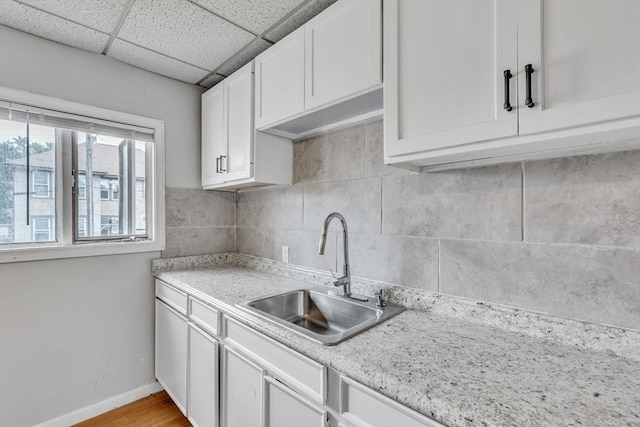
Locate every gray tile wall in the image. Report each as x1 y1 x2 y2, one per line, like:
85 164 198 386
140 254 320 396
236 119 640 330
163 188 236 258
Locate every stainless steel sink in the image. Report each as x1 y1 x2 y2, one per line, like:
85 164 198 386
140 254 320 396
237 287 406 345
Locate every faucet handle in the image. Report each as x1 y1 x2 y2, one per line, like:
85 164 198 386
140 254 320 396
375 290 387 307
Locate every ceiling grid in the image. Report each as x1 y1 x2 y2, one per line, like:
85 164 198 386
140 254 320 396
0 0 337 87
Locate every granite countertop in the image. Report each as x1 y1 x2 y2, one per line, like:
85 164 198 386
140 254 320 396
153 254 640 427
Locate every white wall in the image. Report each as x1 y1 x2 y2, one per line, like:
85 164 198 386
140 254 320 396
0 26 203 426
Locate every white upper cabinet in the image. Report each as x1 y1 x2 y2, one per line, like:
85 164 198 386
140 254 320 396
224 65 253 183
304 0 382 110
254 0 382 138
254 27 305 129
384 0 518 158
517 0 640 134
202 62 293 190
201 83 226 187
202 63 252 187
384 0 640 170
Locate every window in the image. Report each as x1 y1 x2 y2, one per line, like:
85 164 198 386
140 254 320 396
77 216 86 237
100 216 119 236
32 216 52 241
99 178 118 200
78 174 86 199
0 87 165 262
32 170 51 198
100 178 109 200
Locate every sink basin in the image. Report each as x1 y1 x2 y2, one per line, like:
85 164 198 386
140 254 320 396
237 287 406 345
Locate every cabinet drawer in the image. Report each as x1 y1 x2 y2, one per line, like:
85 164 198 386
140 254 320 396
340 376 443 427
224 316 326 404
189 297 220 337
155 280 187 316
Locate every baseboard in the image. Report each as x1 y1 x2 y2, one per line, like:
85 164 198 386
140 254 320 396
34 382 164 427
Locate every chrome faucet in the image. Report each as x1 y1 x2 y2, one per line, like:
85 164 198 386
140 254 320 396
318 212 351 297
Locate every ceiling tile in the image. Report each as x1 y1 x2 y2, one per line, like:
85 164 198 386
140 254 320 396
108 38 210 84
117 0 255 71
216 38 272 76
265 0 337 43
199 73 225 89
192 0 306 35
0 0 109 53
15 0 130 33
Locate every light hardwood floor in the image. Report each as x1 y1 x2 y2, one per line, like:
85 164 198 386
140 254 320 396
73 391 191 427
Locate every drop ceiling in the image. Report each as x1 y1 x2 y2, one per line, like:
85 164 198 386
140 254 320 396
0 0 337 88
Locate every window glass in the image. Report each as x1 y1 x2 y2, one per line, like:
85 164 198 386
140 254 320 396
77 216 86 237
100 216 119 236
32 170 51 198
111 180 119 200
32 216 52 241
78 174 86 199
75 134 148 240
0 119 56 244
134 141 147 235
100 178 109 200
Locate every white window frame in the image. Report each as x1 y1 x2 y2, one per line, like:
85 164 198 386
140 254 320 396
0 87 165 263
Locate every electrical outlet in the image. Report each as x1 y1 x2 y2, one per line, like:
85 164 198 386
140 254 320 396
282 246 289 263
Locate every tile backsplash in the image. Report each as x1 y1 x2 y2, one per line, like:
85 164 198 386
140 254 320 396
171 119 640 330
164 187 235 258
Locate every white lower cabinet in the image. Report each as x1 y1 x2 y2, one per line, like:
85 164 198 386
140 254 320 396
222 317 327 427
339 376 443 427
222 346 264 427
188 324 219 427
156 281 221 426
155 298 188 415
264 376 327 427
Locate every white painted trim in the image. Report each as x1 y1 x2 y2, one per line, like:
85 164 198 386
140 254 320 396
33 382 163 427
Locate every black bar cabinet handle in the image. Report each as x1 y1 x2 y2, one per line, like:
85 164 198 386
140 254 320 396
503 69 513 111
525 64 535 108
215 156 221 173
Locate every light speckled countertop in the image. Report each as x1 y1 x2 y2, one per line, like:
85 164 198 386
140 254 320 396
153 254 640 427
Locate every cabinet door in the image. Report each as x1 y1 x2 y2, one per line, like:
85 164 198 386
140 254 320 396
384 0 518 159
225 62 253 182
255 27 305 129
188 324 219 427
264 376 326 427
517 0 640 135
155 299 188 415
304 0 381 110
222 346 264 427
202 83 226 187
340 377 443 427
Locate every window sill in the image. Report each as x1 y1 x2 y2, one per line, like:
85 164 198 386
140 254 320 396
0 240 164 263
